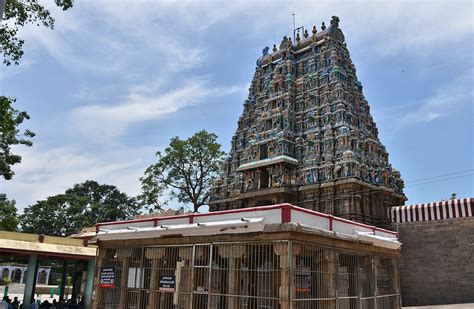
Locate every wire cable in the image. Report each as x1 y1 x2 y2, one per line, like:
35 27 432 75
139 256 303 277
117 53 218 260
404 169 474 184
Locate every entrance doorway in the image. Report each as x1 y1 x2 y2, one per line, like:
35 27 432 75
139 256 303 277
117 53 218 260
259 144 268 160
260 169 269 189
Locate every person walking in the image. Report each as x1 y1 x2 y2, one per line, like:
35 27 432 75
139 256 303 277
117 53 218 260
11 297 19 309
0 297 9 309
30 299 38 309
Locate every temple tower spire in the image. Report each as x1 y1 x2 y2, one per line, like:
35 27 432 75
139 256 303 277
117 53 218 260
210 16 405 227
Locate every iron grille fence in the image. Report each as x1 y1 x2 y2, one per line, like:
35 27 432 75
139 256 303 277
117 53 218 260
94 241 400 309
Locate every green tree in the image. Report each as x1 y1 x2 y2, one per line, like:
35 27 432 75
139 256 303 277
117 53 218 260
21 194 84 236
141 130 225 213
1 0 73 66
0 96 35 180
0 195 19 231
20 180 140 236
65 180 141 224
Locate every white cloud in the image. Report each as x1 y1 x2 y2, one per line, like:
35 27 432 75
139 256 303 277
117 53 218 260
1 144 156 211
398 70 473 126
0 58 37 83
16 1 471 75
374 69 473 130
143 0 473 57
17 0 207 74
71 77 242 139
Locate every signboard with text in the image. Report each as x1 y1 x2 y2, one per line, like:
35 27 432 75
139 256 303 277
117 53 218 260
295 266 312 293
99 267 116 288
159 275 175 292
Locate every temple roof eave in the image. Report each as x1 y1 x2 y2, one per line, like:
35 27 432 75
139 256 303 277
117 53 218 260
236 155 299 171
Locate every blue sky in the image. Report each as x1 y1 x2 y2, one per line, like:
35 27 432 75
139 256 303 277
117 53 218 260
1 0 473 212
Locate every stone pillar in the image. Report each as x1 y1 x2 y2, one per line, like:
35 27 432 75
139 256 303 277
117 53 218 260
370 194 377 225
388 257 400 308
373 256 380 308
6 267 12 280
71 269 79 301
363 194 370 223
358 255 374 307
228 258 239 308
3 268 10 298
324 250 337 301
358 258 363 307
348 256 358 308
350 192 356 221
355 194 362 222
328 187 335 215
23 254 38 306
175 247 193 308
274 243 290 308
315 190 321 213
45 268 51 285
274 242 301 309
59 260 68 301
218 245 246 309
256 170 262 189
117 248 132 309
71 262 85 304
92 249 106 309
20 269 24 284
31 259 39 300
267 168 272 188
83 259 95 309
92 249 109 309
145 248 165 309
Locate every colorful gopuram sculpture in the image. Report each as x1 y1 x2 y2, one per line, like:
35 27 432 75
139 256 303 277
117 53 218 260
209 16 406 227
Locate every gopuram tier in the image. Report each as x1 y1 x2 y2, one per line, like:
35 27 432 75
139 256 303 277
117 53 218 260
209 16 406 227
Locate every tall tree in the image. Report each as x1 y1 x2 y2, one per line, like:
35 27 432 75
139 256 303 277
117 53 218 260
0 195 19 231
0 96 35 180
1 0 73 66
21 194 85 236
21 180 140 236
141 130 225 213
65 180 141 224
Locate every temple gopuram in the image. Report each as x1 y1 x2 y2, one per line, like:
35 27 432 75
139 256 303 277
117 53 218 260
210 16 405 227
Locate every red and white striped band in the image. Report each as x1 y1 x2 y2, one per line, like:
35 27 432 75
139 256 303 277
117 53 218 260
389 198 474 223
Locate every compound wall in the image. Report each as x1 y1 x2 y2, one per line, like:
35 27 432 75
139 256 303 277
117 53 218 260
391 200 474 306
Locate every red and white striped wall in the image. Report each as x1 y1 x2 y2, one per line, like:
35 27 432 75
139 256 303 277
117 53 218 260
389 198 474 223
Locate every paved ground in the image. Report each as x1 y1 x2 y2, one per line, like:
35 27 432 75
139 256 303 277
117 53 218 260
4 284 472 308
405 304 474 308
1 283 67 303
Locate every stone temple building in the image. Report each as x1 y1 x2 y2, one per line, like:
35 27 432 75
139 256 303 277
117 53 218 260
209 16 405 227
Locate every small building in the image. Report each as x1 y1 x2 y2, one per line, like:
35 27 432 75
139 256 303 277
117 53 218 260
93 204 401 309
0 264 52 285
0 230 96 308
